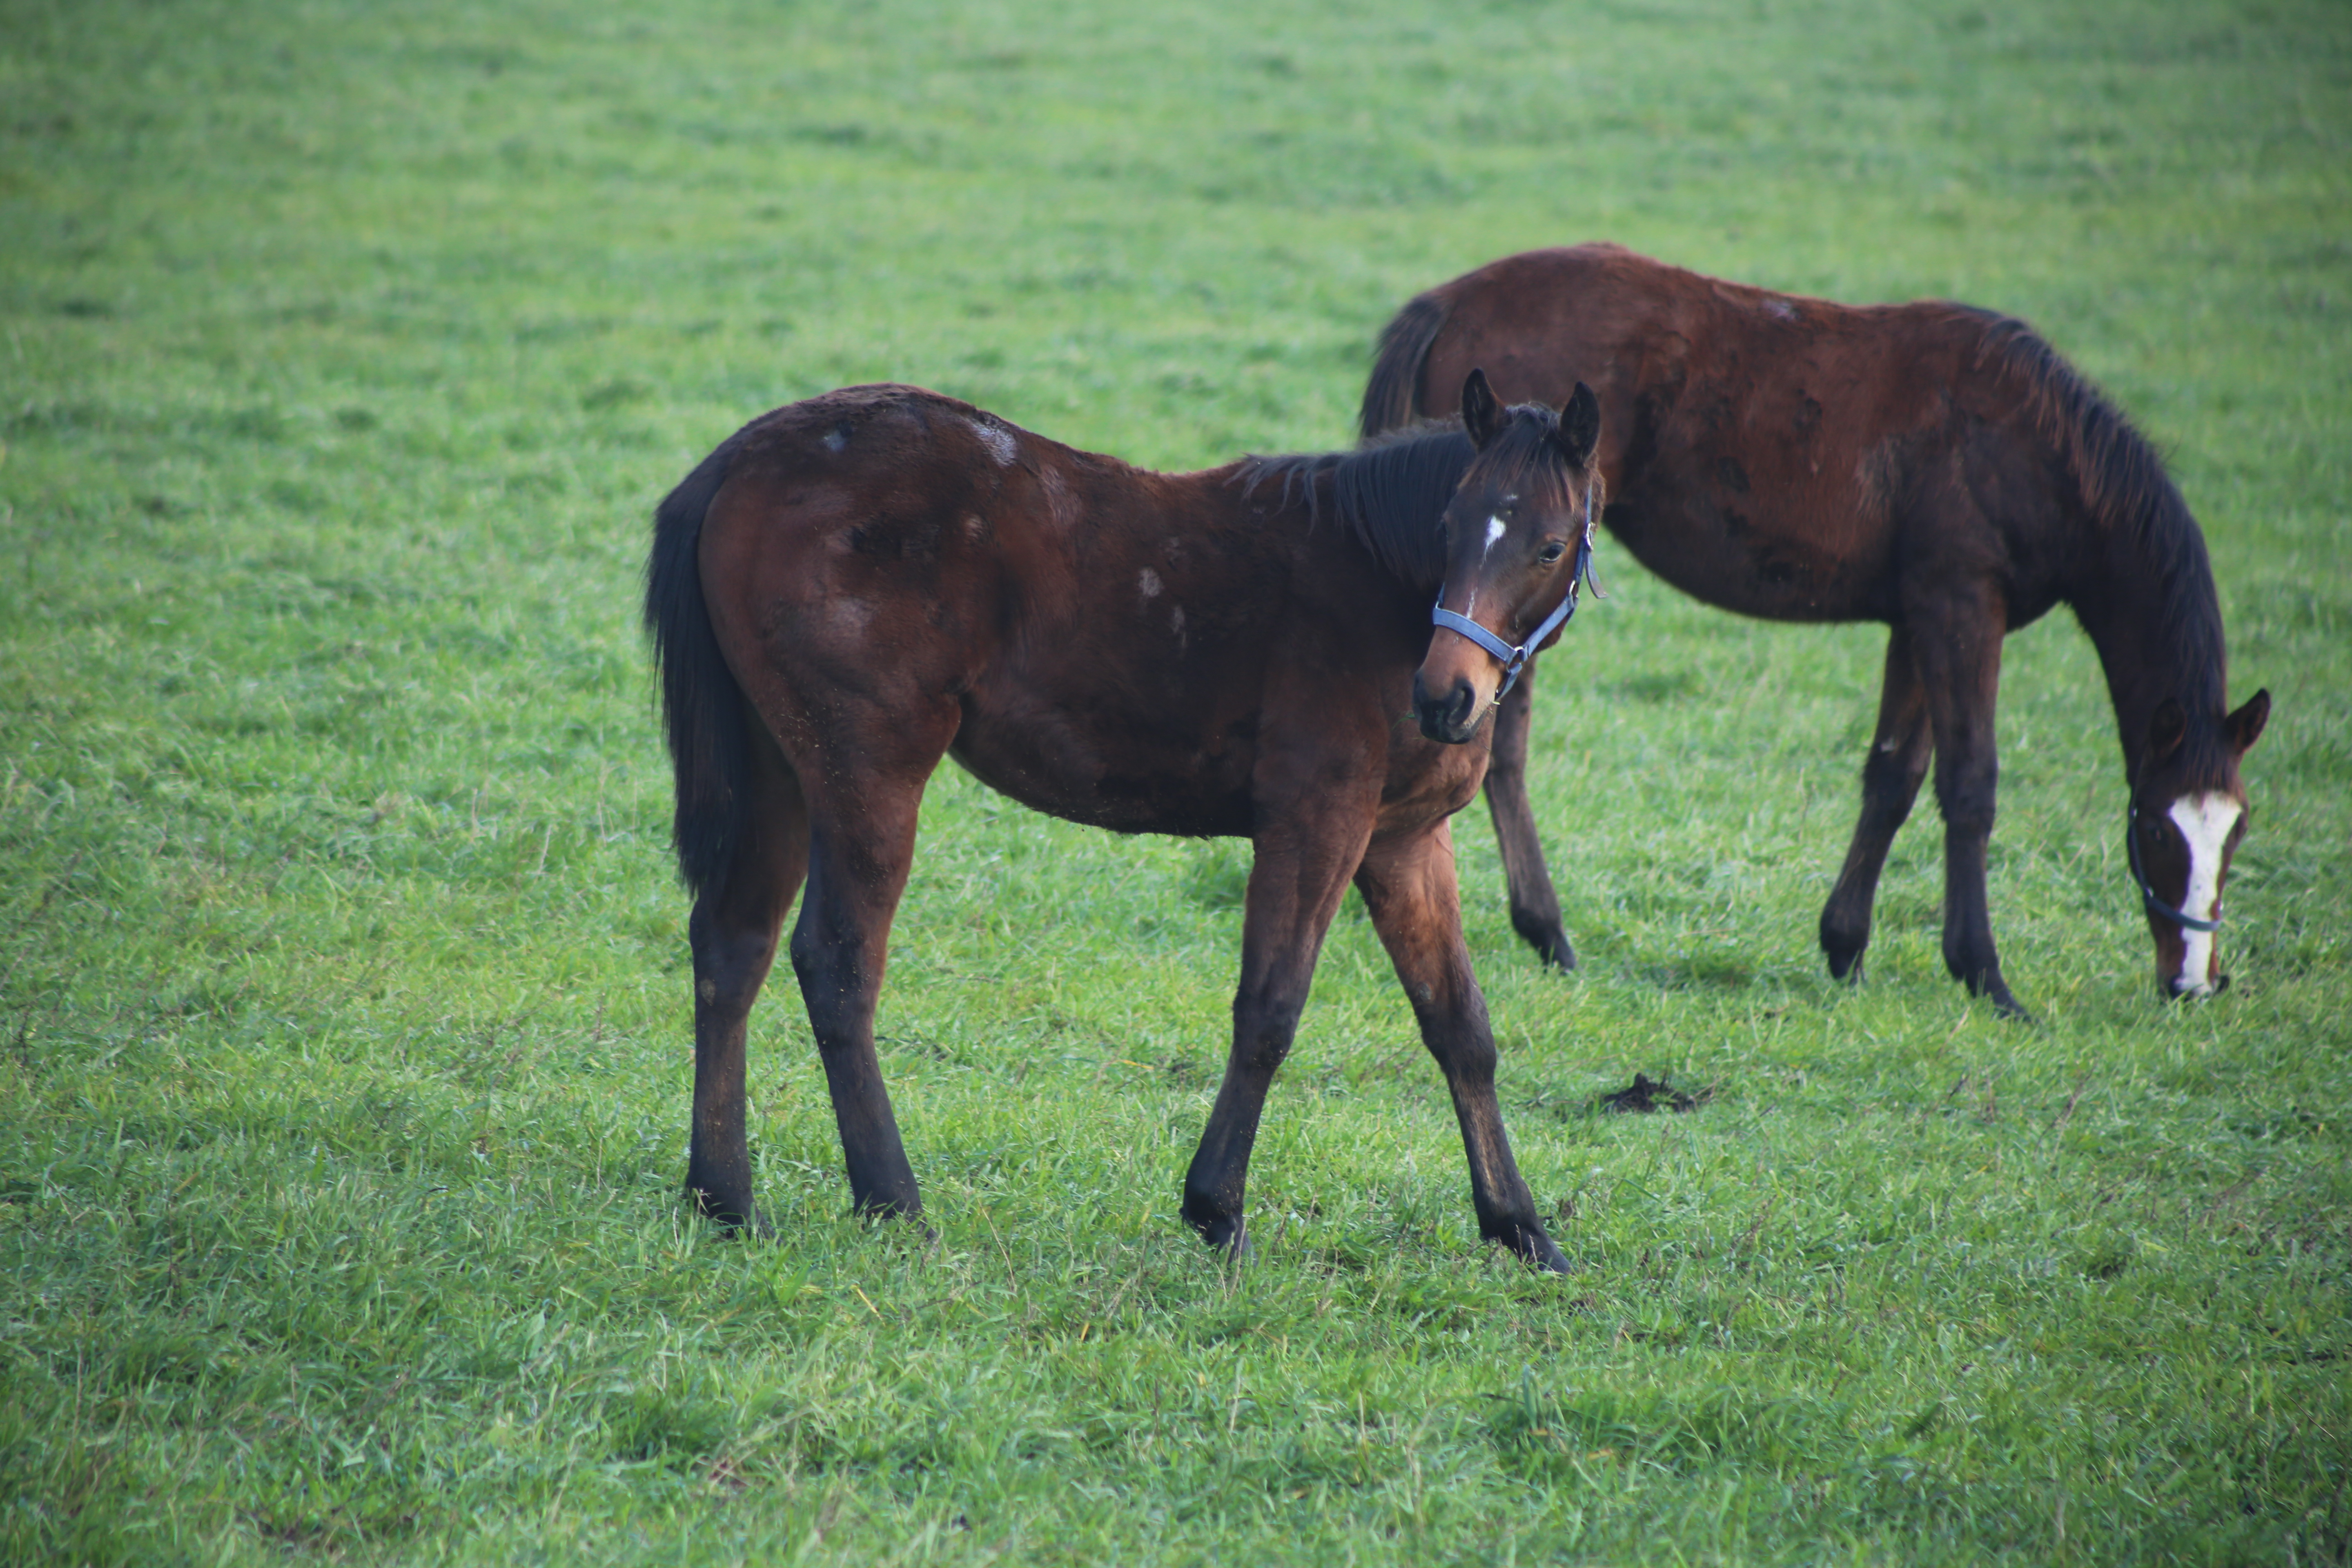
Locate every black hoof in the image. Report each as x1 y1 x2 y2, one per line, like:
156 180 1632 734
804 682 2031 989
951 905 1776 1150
1515 916 1578 973
1491 1222 1571 1274
1965 979 2035 1023
1183 1200 1250 1261
850 1194 925 1225
686 1185 768 1237
1822 940 1866 983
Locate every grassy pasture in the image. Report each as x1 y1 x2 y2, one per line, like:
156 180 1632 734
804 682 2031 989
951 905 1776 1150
2 0 2348 1560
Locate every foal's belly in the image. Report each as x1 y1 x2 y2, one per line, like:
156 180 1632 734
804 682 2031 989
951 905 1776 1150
1606 486 1898 624
947 696 1261 838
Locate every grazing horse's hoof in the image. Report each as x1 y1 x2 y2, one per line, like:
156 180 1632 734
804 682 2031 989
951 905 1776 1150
1528 925 1579 974
1197 1220 1251 1263
1977 976 2036 1023
1497 1225 1572 1274
1819 911 1869 984
690 1198 772 1240
1182 1201 1250 1261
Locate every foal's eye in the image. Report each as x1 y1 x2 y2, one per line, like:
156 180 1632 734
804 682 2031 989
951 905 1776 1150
1537 541 1568 564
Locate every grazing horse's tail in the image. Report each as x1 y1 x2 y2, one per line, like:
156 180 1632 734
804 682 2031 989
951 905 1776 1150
645 434 753 902
1359 290 1452 441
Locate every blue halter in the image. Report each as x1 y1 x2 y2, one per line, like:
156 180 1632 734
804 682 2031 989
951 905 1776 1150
1428 484 1599 703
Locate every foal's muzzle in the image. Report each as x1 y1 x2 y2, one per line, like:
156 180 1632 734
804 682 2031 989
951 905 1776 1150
1413 669 1484 745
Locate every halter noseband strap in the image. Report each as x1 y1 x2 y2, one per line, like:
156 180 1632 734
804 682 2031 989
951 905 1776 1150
1428 488 1599 704
2126 802 2223 933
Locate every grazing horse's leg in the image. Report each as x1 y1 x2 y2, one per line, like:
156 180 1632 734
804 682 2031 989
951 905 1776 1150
1355 822 1570 1272
1482 662 1577 972
787 767 935 1219
1910 593 2029 1019
1819 627 1934 984
1180 813 1373 1256
685 730 809 1229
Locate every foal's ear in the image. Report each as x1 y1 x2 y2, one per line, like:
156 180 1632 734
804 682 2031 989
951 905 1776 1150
1461 368 1504 450
2147 697 2188 765
2226 688 2271 754
1555 380 1601 468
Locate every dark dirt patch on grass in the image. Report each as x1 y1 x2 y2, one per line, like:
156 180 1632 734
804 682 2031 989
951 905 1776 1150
1598 1074 1712 1114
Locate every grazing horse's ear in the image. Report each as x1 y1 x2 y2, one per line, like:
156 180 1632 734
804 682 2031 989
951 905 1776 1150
1461 368 1503 450
2227 689 2271 754
2147 697 2188 765
1556 381 1601 469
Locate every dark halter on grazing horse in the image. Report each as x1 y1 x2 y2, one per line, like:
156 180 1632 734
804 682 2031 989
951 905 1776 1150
2126 802 2223 933
1428 484 1601 702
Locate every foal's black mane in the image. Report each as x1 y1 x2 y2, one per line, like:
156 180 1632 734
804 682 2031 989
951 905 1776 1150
1957 310 2230 747
1966 309 2229 722
1238 408 1581 592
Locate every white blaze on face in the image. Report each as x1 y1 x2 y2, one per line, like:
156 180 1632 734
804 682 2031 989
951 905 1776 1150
2166 791 2242 993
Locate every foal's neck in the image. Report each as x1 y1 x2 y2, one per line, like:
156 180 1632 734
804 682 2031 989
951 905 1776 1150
2069 485 2229 782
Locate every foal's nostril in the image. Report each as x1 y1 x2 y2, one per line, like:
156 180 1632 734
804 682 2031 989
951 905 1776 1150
1446 682 1477 733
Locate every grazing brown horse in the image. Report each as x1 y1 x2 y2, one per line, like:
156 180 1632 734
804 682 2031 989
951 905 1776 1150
645 372 1604 1267
1361 243 2271 1017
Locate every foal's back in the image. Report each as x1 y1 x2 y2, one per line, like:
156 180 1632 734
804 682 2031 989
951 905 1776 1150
1382 244 2065 626
695 384 1452 840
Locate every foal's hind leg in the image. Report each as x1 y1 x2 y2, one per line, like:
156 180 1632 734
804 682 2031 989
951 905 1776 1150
1819 627 1933 984
1483 662 1577 972
686 731 809 1229
787 766 938 1220
1356 822 1568 1272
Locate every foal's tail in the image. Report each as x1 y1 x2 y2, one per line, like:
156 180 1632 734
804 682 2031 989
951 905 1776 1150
1358 290 1452 441
645 433 753 902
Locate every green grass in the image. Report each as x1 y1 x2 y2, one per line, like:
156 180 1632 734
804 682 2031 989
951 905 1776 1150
2 0 2348 1561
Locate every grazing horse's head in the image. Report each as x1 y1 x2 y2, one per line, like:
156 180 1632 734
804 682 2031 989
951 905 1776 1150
1413 369 1604 745
2129 691 2270 999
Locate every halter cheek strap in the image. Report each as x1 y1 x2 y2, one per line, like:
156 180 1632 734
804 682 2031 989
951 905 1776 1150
1428 490 1599 704
2126 802 2223 933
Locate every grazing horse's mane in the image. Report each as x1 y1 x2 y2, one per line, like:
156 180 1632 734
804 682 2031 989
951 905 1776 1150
1968 310 2226 700
1237 410 1584 592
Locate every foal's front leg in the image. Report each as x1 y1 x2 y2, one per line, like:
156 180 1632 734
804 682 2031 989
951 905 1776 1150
1180 815 1372 1256
1355 821 1568 1271
1911 594 2029 1019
